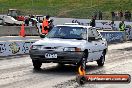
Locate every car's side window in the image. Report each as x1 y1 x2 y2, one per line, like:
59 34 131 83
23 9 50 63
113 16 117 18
88 28 95 38
88 28 97 41
91 28 102 40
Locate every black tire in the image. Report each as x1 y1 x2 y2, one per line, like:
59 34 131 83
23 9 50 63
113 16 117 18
97 53 105 66
32 60 42 70
76 75 87 85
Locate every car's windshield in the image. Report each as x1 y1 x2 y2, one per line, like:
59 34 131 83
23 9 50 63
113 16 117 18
46 26 87 40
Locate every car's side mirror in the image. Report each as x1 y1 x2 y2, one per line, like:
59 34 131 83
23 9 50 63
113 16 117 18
88 37 95 42
98 37 102 40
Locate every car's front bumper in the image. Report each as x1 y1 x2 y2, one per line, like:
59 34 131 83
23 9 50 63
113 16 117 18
29 50 83 64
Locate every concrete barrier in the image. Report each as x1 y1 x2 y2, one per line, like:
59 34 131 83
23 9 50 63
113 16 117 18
0 36 40 56
0 26 39 36
0 39 39 56
0 36 40 41
100 31 126 43
0 41 33 56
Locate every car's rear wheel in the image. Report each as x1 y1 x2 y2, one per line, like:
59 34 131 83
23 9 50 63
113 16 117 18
97 53 105 66
32 60 42 70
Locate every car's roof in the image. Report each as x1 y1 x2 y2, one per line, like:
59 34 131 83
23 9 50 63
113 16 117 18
56 24 92 29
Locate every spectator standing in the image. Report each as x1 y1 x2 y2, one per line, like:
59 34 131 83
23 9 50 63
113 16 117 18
111 11 115 20
124 10 129 21
119 21 125 31
24 18 29 26
90 17 96 27
30 14 34 18
128 11 131 21
119 10 123 21
93 11 97 20
111 20 115 30
42 15 50 35
115 11 119 20
98 11 103 20
48 19 54 32
29 19 32 26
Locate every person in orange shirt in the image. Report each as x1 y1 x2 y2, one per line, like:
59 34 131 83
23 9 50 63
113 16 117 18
41 15 50 35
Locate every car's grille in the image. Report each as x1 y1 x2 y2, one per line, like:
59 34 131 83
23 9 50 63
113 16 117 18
44 47 57 49
42 47 60 51
40 46 63 51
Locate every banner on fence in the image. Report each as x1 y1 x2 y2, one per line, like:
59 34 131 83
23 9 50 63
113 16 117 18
0 41 35 56
100 31 125 43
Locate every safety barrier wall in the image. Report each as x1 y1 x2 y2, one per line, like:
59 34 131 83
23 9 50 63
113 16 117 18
0 40 37 56
0 31 126 56
0 26 39 36
100 31 126 43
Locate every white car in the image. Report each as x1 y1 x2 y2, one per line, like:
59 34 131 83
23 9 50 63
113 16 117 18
29 23 108 70
2 16 23 26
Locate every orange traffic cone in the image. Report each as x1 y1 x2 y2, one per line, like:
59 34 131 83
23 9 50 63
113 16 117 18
19 23 25 37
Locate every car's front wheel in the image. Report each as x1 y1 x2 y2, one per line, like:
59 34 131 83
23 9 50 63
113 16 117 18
32 60 42 70
97 53 105 66
77 52 88 70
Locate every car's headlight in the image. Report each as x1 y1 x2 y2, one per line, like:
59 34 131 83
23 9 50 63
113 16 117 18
31 45 42 50
63 47 81 52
